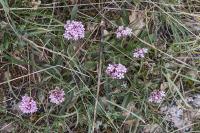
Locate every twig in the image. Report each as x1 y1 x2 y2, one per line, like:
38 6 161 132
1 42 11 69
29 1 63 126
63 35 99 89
103 7 200 17
91 20 105 133
0 1 124 11
0 65 89 86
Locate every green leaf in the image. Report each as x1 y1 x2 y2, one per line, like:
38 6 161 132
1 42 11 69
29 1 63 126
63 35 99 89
70 5 78 20
4 54 26 64
121 8 129 25
0 32 9 52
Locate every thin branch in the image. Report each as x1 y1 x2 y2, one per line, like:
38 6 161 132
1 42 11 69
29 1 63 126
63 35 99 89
91 20 105 133
0 65 89 86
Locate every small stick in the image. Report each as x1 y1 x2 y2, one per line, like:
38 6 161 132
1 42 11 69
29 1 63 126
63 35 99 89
91 20 105 133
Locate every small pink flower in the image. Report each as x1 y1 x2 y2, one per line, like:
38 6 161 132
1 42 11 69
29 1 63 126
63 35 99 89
19 95 38 114
63 20 85 40
49 87 65 105
148 90 166 103
116 26 132 38
133 48 148 58
106 64 127 79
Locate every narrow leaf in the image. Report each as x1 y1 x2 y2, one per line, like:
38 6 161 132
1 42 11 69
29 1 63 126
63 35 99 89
71 5 78 20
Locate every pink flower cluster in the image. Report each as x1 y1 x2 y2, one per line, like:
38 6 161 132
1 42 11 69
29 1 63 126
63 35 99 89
115 26 132 38
106 64 127 79
19 95 38 114
133 48 148 58
19 87 65 114
49 87 65 105
148 90 166 103
63 20 133 40
63 20 85 40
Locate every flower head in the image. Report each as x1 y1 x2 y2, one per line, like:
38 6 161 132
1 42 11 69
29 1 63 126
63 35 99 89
148 90 166 103
106 64 127 79
63 20 85 40
133 48 148 58
49 87 65 105
116 26 132 38
19 95 38 114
